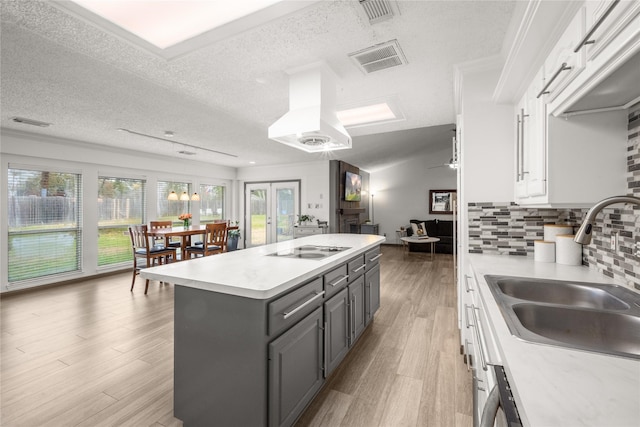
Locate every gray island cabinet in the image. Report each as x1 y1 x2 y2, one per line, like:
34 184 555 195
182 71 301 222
141 234 385 427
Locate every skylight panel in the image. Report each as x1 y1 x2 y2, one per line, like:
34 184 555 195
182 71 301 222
337 103 397 127
71 0 282 49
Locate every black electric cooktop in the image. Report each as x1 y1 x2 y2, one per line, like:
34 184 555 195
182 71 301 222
267 245 351 260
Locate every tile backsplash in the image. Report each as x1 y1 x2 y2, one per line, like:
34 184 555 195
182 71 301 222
468 103 640 289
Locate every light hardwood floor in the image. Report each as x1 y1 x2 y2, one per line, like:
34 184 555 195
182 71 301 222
0 245 472 426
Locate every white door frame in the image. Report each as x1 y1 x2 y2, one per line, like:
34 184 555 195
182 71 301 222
244 181 300 248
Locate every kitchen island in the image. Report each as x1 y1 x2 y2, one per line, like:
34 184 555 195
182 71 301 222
142 234 385 427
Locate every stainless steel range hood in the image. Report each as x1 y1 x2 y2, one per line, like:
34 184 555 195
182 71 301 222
268 62 351 153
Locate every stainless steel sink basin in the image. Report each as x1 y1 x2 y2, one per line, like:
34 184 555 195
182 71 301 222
495 277 629 310
512 304 640 357
484 275 640 359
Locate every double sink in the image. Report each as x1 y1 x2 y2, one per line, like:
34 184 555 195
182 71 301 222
484 275 640 360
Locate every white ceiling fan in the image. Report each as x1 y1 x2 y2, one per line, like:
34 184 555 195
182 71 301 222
427 129 458 169
427 158 458 170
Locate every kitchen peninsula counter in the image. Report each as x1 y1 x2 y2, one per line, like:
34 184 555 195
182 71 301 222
142 234 385 427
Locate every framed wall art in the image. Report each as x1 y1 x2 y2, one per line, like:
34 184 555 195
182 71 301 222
429 189 456 214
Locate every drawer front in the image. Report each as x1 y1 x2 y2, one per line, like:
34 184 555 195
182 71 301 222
347 255 366 281
324 264 349 299
365 246 382 270
268 277 324 336
294 227 322 236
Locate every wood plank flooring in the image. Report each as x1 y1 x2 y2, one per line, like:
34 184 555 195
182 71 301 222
0 245 472 426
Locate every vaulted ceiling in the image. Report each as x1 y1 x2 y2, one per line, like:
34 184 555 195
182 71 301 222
0 1 516 171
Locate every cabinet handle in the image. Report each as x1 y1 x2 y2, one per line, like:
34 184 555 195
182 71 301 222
574 0 620 53
329 274 349 287
367 282 372 317
520 108 529 177
345 298 350 347
464 275 474 293
536 62 572 98
368 253 383 264
471 305 488 371
283 291 325 319
464 304 474 328
323 321 328 376
464 339 470 372
352 265 366 273
516 114 521 180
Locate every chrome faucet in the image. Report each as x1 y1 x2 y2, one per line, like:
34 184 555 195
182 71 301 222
574 196 640 244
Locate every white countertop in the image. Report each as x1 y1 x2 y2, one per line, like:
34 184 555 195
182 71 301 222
141 234 385 299
468 254 640 427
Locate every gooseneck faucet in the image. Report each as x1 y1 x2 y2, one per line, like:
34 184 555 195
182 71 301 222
574 196 640 245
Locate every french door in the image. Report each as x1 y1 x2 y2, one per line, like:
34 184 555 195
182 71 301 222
245 181 299 247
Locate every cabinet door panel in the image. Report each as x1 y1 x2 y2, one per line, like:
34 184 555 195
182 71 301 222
542 7 586 102
349 276 366 345
365 263 380 325
584 0 640 61
269 307 324 427
324 288 349 376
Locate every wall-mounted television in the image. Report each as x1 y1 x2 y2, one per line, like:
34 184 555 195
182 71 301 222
344 171 362 202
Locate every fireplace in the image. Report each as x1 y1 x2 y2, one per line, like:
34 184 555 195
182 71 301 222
343 216 359 234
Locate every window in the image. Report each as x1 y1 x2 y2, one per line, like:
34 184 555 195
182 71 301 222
199 184 225 223
158 180 191 225
98 176 145 267
7 167 82 283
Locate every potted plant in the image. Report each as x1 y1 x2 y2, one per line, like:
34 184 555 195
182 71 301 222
297 214 315 227
227 221 241 251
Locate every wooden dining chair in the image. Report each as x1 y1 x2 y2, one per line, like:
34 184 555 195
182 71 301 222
149 220 181 248
129 225 177 294
184 222 227 259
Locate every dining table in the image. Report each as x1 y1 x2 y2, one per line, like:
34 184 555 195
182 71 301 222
148 225 207 261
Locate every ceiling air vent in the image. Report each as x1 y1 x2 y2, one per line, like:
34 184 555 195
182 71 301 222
11 117 52 127
348 39 408 74
359 0 394 24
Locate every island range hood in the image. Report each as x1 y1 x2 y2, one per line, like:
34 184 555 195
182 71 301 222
268 62 351 153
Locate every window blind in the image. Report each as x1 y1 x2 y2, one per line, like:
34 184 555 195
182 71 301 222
7 167 82 283
98 176 146 267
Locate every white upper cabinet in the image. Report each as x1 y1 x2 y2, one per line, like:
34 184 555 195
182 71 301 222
549 0 640 115
515 70 547 200
511 1 633 206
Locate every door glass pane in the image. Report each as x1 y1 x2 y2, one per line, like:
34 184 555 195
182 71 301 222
276 187 295 242
250 189 267 246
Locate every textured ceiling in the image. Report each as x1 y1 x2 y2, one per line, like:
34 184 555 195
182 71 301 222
0 0 516 171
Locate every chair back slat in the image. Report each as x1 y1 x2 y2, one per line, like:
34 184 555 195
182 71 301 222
206 222 228 248
150 220 172 230
129 225 150 251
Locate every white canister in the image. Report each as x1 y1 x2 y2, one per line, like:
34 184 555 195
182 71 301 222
534 240 556 263
544 224 574 242
556 234 583 265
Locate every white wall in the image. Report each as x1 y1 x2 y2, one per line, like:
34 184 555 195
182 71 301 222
370 146 457 243
461 70 514 204
1 129 236 292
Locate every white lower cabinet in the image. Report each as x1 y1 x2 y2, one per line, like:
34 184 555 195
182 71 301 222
460 266 503 427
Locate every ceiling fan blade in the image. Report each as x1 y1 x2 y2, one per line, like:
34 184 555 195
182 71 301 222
427 164 446 169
